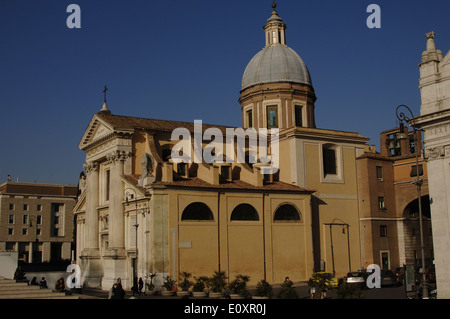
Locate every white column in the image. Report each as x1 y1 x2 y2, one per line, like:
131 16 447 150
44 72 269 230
426 148 450 298
106 151 130 249
80 161 102 288
83 161 100 250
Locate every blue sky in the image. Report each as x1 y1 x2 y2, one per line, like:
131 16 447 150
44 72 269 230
0 0 449 185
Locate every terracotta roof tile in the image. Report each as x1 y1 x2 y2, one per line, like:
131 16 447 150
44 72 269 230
98 113 235 134
123 174 313 193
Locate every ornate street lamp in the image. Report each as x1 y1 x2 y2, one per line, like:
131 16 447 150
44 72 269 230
395 104 428 299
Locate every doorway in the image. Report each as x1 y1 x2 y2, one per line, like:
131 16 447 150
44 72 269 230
381 251 390 270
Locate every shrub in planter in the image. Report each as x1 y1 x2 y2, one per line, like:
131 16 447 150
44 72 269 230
145 273 158 295
177 272 193 296
162 276 176 296
228 274 250 299
254 280 273 299
192 276 209 297
335 283 363 299
209 271 227 296
277 281 299 299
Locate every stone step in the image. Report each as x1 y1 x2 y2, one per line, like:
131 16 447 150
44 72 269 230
0 292 78 299
0 277 77 299
0 286 42 294
0 280 28 286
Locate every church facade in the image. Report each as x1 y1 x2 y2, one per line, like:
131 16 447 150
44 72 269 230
74 4 369 290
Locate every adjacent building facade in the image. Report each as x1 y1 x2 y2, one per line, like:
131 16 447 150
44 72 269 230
357 127 433 272
0 181 78 263
74 4 369 290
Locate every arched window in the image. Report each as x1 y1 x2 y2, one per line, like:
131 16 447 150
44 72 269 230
274 204 301 221
181 202 214 221
230 204 259 221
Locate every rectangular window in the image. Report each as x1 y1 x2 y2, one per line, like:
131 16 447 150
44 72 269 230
378 197 385 209
177 163 187 177
376 166 383 181
9 203 14 210
295 105 303 127
220 165 230 181
36 228 42 236
37 204 42 211
8 214 14 224
22 214 28 225
323 147 337 176
246 109 253 128
22 228 28 236
36 215 42 225
105 169 110 201
51 203 64 237
410 164 423 177
380 225 387 237
266 105 278 129
23 204 28 211
8 228 13 235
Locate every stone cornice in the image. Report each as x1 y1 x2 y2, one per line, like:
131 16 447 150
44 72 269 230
239 83 316 104
279 127 369 145
81 131 133 152
106 150 133 164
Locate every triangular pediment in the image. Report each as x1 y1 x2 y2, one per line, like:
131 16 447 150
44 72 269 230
73 189 86 214
78 114 115 149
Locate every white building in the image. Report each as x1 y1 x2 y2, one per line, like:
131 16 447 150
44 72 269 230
415 31 450 299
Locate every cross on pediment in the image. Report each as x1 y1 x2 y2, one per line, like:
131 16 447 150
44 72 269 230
103 85 108 103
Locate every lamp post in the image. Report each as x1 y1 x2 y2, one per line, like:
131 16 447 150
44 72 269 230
395 104 428 299
125 189 139 290
325 218 351 276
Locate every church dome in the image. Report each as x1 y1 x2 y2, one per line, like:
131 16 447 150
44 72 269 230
241 2 312 91
241 45 312 90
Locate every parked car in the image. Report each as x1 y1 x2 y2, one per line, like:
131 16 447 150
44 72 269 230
381 269 396 287
345 271 366 288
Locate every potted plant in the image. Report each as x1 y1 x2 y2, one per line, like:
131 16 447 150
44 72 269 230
228 274 250 299
253 279 273 299
177 271 193 297
145 273 158 295
192 276 209 298
208 271 227 298
162 275 176 297
277 280 299 299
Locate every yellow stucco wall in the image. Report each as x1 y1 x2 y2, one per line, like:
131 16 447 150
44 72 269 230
165 189 313 285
